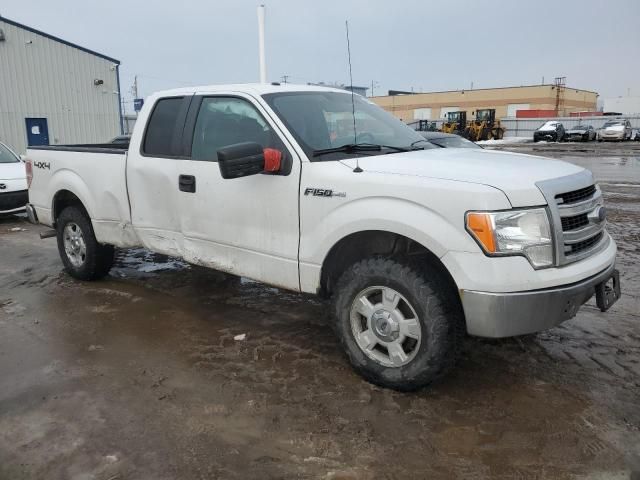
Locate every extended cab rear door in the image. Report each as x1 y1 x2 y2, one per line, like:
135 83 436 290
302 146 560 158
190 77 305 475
176 93 302 290
126 94 193 256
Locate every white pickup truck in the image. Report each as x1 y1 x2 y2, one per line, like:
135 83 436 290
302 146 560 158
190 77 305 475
25 83 620 390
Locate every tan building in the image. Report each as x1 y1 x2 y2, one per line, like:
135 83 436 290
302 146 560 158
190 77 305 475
372 85 598 121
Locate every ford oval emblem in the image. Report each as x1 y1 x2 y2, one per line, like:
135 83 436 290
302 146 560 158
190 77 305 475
598 206 607 223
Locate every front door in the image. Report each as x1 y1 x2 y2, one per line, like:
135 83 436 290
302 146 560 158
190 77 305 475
25 118 49 146
177 94 302 290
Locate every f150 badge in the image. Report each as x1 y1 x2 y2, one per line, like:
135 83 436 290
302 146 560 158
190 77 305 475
304 187 346 198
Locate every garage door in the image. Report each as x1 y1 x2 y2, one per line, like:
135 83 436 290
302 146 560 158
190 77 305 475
413 108 432 120
507 104 530 117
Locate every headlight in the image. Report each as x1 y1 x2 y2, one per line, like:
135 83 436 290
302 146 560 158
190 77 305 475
466 208 554 268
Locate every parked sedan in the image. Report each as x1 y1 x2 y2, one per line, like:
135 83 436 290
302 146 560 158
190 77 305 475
533 121 565 142
0 142 28 215
597 119 632 141
419 131 481 148
565 124 596 142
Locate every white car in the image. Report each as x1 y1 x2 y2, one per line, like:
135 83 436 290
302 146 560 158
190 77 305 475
597 119 632 141
24 84 620 391
0 142 28 215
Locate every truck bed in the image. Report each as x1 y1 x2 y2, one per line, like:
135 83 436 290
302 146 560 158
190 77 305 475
28 143 129 154
27 145 135 246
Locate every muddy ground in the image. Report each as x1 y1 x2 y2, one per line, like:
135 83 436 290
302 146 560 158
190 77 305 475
1 142 639 479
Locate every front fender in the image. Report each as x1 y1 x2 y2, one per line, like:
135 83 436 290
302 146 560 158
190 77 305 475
298 196 483 293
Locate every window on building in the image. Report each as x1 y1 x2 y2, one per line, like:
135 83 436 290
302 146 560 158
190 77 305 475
143 97 184 156
440 107 461 119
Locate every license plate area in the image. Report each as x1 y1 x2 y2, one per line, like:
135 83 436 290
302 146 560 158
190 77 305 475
595 269 621 312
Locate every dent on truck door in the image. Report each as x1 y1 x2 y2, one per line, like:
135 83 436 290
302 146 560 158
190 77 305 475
127 95 192 256
177 94 301 290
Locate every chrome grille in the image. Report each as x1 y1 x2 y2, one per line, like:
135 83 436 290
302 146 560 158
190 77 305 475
537 171 609 266
555 185 596 205
565 232 604 255
561 213 589 231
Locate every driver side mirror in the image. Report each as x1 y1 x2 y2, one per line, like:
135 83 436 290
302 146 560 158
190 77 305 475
217 142 265 179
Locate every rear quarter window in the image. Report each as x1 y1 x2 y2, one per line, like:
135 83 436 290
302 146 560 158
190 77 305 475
143 97 185 156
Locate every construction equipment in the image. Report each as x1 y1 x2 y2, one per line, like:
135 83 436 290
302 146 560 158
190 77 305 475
441 111 467 135
466 109 505 141
414 120 439 132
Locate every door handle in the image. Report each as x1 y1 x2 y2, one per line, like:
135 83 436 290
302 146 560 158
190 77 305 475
179 174 196 193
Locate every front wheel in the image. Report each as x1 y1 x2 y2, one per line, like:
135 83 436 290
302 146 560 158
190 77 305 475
332 258 464 391
56 206 114 280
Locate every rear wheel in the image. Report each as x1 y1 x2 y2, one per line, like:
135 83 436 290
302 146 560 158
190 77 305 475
332 258 464 391
56 206 114 280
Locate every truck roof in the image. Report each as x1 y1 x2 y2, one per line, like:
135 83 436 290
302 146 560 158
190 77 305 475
152 83 351 98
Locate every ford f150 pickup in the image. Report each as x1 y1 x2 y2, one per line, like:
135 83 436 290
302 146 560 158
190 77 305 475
25 84 620 390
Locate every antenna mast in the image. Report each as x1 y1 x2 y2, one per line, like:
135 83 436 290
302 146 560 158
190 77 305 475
345 20 362 173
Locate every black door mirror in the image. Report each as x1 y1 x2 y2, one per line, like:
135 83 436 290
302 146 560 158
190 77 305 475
217 142 265 179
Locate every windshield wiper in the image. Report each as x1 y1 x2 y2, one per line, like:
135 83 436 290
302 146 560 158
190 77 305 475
410 139 430 149
312 143 380 157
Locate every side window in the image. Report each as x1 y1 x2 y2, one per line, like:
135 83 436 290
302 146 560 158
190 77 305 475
143 97 184 156
191 97 281 161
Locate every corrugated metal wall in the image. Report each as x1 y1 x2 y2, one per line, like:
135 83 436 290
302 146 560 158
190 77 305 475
0 19 121 153
501 116 640 138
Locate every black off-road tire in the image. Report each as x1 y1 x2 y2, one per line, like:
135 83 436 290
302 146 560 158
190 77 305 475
56 206 114 280
333 258 464 391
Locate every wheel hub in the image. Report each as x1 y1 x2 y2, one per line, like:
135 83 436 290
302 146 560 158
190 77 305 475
371 309 399 341
63 222 87 268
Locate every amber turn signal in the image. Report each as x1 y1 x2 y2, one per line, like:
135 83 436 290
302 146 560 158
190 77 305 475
466 213 496 253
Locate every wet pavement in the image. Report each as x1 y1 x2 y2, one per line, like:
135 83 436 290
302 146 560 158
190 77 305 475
1 142 639 479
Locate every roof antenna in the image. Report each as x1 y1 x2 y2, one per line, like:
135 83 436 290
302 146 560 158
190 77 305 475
345 20 362 173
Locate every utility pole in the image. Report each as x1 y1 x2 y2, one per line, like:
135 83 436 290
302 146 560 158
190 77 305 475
281 75 289 84
554 76 566 117
257 5 267 83
131 75 139 99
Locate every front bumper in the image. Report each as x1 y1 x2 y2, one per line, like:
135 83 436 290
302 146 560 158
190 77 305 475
567 133 587 141
0 189 28 214
460 261 618 338
534 132 558 141
26 203 38 223
599 132 624 140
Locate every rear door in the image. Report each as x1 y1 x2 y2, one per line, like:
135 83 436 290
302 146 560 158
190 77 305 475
176 93 302 290
126 95 192 256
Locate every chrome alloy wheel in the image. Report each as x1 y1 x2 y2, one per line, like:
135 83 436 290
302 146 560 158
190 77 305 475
350 286 422 367
63 222 87 267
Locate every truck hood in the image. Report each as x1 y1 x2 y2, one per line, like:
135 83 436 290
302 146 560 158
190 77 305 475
0 161 26 181
340 148 585 207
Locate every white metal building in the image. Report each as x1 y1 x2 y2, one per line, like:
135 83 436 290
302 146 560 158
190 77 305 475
0 16 122 153
603 96 640 115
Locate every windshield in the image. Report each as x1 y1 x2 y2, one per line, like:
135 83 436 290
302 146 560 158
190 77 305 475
428 135 480 149
262 91 435 160
603 121 623 127
0 143 20 163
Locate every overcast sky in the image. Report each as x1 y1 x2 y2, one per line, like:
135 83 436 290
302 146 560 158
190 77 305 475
3 0 639 112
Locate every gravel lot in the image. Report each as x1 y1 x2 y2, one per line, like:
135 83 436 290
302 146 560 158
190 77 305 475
1 141 639 479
